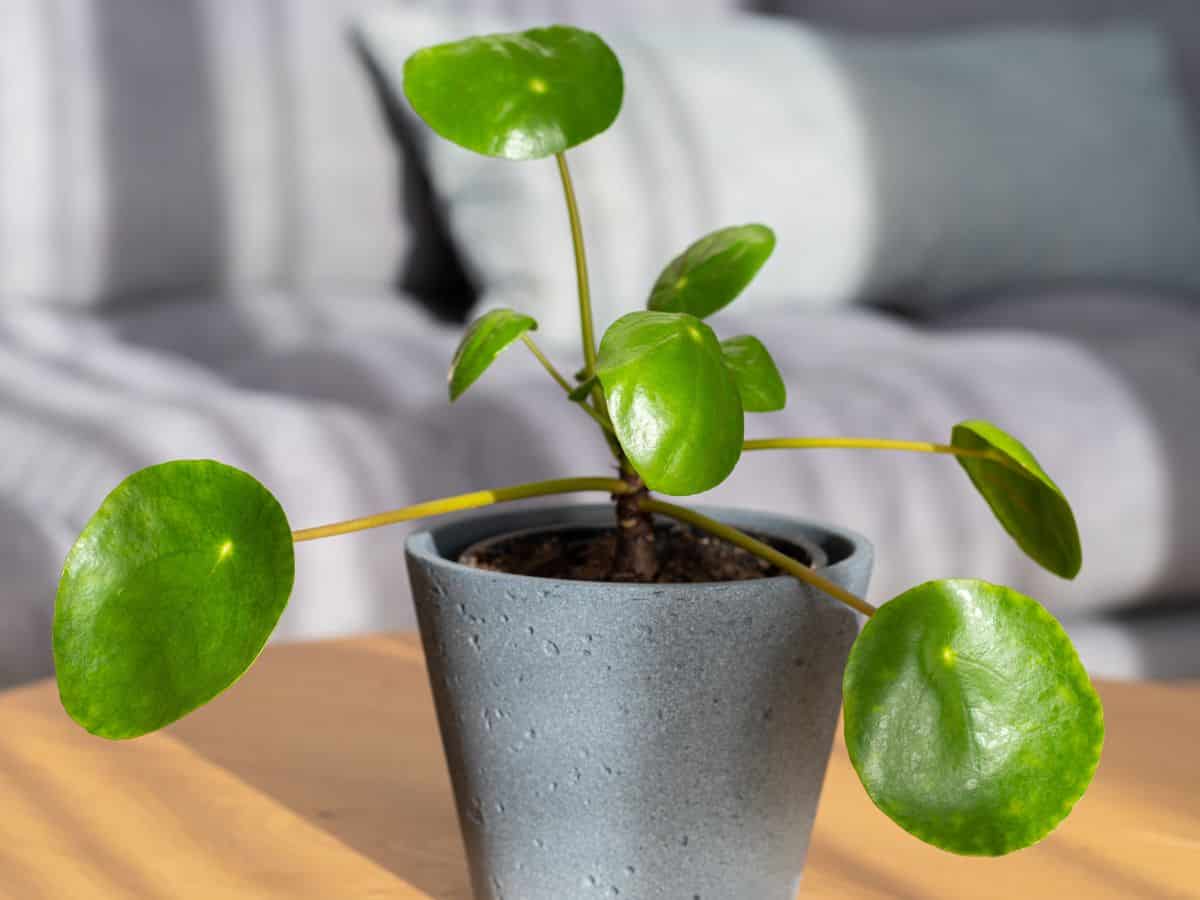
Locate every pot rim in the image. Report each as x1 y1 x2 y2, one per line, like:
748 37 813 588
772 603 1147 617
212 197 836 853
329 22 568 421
405 503 873 594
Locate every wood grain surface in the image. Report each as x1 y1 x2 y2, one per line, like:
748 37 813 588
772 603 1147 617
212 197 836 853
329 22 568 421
0 633 1196 899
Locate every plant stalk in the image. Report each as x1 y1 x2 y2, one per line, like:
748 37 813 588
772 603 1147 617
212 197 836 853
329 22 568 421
520 334 617 441
610 469 659 581
292 476 632 543
520 334 573 392
639 498 877 618
552 152 623 458
555 152 599 377
743 437 1002 464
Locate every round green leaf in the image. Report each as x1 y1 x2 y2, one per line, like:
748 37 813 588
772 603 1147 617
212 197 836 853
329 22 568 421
597 311 743 495
449 308 537 402
952 420 1082 579
844 579 1104 856
647 224 776 319
54 460 295 739
403 26 623 160
720 335 786 412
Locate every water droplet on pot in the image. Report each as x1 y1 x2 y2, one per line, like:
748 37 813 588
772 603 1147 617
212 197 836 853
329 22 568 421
469 634 481 651
543 640 560 657
527 625 536 636
467 799 484 825
534 838 544 848
526 728 537 740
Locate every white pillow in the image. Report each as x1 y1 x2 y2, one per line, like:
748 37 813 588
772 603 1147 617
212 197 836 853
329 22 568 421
358 12 1200 344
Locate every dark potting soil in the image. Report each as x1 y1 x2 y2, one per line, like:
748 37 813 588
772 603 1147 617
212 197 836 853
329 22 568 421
459 523 812 583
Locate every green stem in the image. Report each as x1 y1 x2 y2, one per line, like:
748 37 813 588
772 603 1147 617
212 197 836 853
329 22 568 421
640 498 877 618
555 152 598 377
293 476 632 543
744 437 1002 464
520 333 572 393
521 334 617 440
554 151 624 462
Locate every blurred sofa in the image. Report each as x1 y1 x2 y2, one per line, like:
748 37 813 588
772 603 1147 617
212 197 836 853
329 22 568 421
1 0 1200 686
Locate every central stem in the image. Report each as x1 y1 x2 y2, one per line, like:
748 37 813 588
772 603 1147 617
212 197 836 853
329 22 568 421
610 467 659 581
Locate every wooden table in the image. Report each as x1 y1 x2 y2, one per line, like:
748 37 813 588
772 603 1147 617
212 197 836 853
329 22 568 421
1 634 1196 899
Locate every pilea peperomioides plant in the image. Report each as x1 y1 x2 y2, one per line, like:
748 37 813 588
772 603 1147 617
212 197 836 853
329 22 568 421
54 25 1102 859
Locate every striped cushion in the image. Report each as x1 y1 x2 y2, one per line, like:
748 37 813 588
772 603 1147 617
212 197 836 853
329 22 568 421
0 0 404 307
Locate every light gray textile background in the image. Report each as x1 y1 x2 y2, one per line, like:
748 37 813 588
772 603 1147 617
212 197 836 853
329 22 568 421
2 0 1200 686
0 0 402 307
1 292 1195 684
360 12 1200 341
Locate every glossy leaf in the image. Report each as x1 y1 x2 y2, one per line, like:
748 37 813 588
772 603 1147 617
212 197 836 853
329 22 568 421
54 460 295 739
403 26 623 160
597 311 743 495
647 224 776 318
844 579 1104 856
720 335 786 412
449 308 537 402
952 420 1081 579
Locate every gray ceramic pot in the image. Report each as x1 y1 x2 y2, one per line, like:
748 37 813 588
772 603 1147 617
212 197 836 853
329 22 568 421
405 505 873 900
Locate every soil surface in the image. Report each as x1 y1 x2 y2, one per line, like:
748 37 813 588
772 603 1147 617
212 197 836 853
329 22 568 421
459 523 812 583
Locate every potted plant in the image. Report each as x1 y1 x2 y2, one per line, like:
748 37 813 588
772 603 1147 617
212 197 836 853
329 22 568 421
52 24 1102 900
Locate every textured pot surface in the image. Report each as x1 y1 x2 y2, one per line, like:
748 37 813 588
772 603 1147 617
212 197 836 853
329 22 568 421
405 505 873 900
